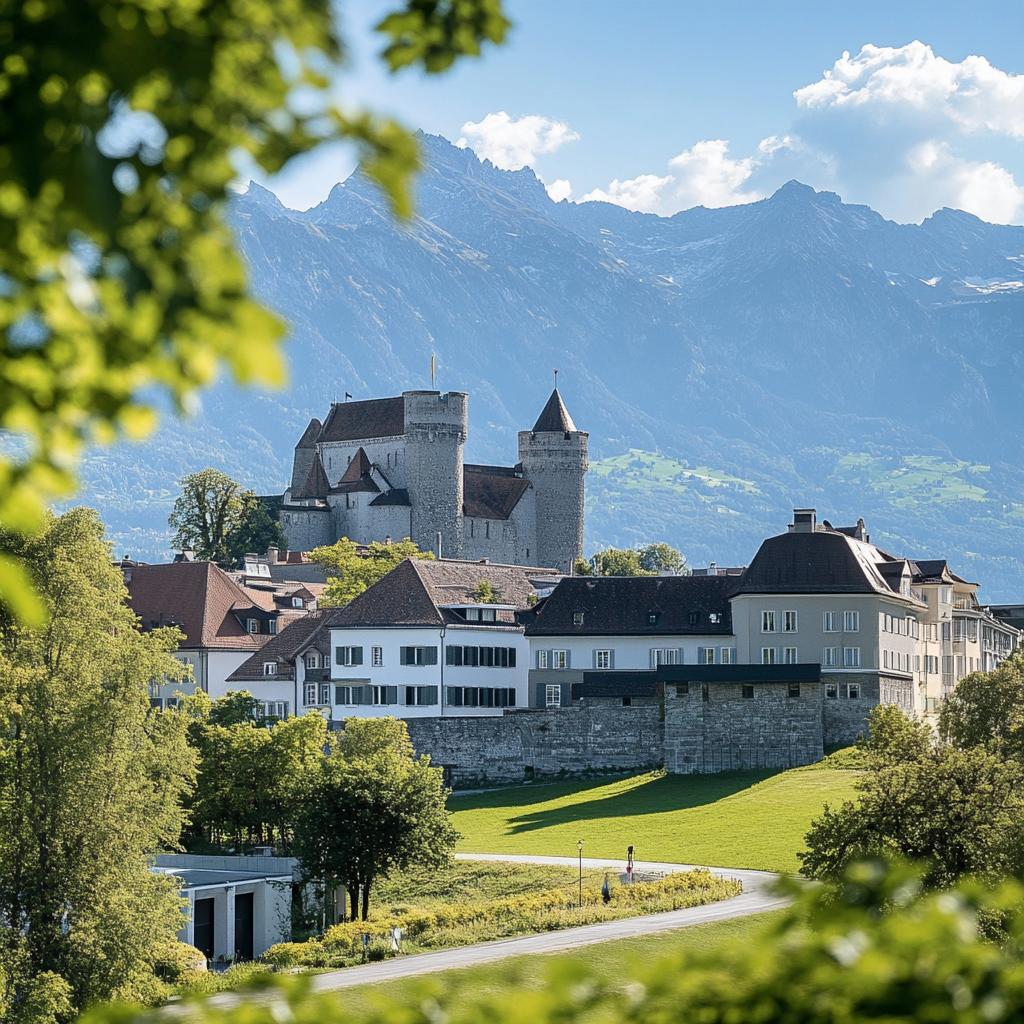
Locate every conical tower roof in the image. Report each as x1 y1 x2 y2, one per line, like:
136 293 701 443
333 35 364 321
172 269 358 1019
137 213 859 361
295 417 322 449
532 389 577 433
292 451 329 499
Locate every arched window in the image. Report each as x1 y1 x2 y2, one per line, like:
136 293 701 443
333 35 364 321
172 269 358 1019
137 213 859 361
305 652 320 669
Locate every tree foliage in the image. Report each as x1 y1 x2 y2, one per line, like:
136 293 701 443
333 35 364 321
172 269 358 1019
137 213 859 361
940 655 1024 757
574 543 688 577
311 538 433 607
0 0 509 621
0 508 196 1020
168 469 283 565
293 718 458 920
76 861 1024 1024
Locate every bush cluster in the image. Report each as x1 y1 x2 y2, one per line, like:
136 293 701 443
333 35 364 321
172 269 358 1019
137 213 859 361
263 869 739 969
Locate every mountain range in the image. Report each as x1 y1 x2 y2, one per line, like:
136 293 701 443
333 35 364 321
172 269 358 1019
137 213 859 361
81 132 1024 599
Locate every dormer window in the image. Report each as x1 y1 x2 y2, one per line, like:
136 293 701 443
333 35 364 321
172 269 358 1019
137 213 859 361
292 597 304 608
647 611 660 626
305 652 319 669
688 611 700 626
263 662 277 676
247 618 259 634
268 619 278 635
709 612 720 624
573 611 585 626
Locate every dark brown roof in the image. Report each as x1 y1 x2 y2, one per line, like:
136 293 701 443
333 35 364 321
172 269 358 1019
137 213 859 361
369 488 411 507
525 575 735 636
228 609 335 681
292 452 329 500
331 446 381 494
320 397 405 442
123 561 269 651
733 530 900 597
531 389 578 433
463 464 530 519
331 558 557 629
295 418 322 449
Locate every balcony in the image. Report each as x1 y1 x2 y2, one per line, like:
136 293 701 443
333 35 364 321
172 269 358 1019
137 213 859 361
953 596 977 612
304 667 330 682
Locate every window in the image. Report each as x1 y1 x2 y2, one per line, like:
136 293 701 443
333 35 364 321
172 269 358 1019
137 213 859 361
848 683 861 699
825 682 838 699
883 650 889 669
545 684 561 707
647 611 660 625
262 701 287 720
742 684 755 699
263 661 277 676
843 646 862 668
446 646 517 668
305 652 319 669
335 646 364 667
404 685 439 706
551 650 568 670
537 650 549 669
674 683 689 697
291 597 304 608
709 612 721 624
268 619 278 635
843 610 860 632
761 647 777 665
783 610 798 633
247 618 259 633
823 611 839 632
622 697 632 707
787 682 800 698
761 610 776 632
372 646 383 667
783 647 798 664
688 611 700 626
698 647 716 665
334 686 355 705
448 686 515 708
595 649 612 669
400 646 437 666
303 683 318 706
823 647 839 667
318 683 331 706
573 611 585 626
720 646 736 665
651 648 680 668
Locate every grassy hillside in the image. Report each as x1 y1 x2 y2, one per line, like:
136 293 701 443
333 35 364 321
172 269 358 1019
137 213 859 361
451 762 859 874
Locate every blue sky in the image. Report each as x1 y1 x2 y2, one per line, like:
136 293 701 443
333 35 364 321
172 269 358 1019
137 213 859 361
259 0 1024 224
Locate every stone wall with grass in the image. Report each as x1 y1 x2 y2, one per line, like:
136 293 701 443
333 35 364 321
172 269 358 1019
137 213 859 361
406 705 663 787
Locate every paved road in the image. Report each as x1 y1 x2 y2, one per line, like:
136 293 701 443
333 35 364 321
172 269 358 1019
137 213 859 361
301 853 786 993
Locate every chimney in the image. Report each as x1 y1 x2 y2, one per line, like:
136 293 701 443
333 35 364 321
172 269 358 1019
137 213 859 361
266 545 279 564
708 561 718 575
856 517 868 542
436 531 443 560
791 508 817 534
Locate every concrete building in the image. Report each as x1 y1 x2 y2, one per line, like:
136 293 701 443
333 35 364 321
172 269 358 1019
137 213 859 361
279 389 588 573
153 854 293 963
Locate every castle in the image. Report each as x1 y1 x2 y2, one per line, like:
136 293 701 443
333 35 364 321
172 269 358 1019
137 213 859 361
279 389 588 572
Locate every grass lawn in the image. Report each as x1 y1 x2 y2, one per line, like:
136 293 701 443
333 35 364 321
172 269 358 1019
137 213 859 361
333 910 782 1022
450 760 860 873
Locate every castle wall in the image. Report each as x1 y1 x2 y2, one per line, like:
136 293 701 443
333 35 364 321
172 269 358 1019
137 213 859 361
328 493 412 545
821 672 915 747
281 507 334 551
320 436 407 489
405 705 663 786
663 680 823 774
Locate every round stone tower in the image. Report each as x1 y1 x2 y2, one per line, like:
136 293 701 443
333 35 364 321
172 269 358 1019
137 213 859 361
289 417 322 494
403 390 468 559
518 389 588 572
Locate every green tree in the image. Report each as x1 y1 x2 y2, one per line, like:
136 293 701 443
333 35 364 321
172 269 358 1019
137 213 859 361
574 547 654 576
168 469 244 564
0 0 509 622
293 718 457 920
940 655 1024 757
225 493 286 566
0 509 196 1019
636 542 689 574
311 538 433 607
860 702 935 765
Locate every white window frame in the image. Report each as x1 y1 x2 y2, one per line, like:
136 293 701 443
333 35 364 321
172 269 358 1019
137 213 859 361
336 646 361 667
825 682 838 699
699 647 716 665
843 610 860 632
595 649 612 670
823 611 838 633
291 596 304 608
761 610 776 633
651 648 680 668
372 646 383 667
545 683 562 707
268 619 278 635
843 646 862 668
305 651 319 669
335 686 355 706
263 661 277 676
537 650 549 669
783 610 798 633
783 646 798 665
371 685 388 706
303 683 318 706
761 647 777 665
848 682 861 699
247 618 259 634
823 646 839 667
551 650 568 670
318 683 331 706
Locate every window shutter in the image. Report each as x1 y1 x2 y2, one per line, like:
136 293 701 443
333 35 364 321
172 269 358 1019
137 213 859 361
676 647 685 664
335 646 343 666
386 685 398 705
445 646 457 666
535 682 546 708
609 650 615 669
509 648 516 668
565 650 571 669
353 685 369 705
351 647 362 666
421 686 439 706
400 647 410 666
696 647 706 663
425 647 438 666
593 649 599 669
649 648 657 669
561 682 572 706
447 687 463 707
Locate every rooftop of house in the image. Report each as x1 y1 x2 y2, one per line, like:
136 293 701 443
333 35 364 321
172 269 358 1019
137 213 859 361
330 557 560 630
319 396 406 442
228 609 335 681
123 561 274 651
525 575 736 636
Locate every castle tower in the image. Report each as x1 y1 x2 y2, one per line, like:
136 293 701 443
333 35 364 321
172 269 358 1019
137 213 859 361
289 418 322 494
518 389 588 572
403 391 467 558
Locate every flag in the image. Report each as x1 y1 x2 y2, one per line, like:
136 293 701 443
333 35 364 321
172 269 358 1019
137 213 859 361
345 392 352 401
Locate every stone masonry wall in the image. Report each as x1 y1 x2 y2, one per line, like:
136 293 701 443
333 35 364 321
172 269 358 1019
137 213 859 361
821 672 914 747
405 705 662 787
663 681 823 774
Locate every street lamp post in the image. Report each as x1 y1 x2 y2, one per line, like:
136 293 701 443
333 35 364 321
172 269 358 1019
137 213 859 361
577 839 584 909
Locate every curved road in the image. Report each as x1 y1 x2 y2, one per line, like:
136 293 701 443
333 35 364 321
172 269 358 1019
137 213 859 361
302 853 786 993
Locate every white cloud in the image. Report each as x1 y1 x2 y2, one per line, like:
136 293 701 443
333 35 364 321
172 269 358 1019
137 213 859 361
794 41 1024 138
545 178 573 202
668 139 760 208
581 174 673 213
456 112 580 170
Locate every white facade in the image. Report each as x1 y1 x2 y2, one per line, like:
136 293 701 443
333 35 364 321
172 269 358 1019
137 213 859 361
321 620 530 720
528 634 738 672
